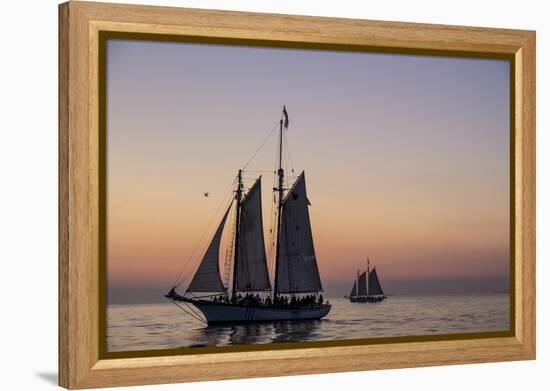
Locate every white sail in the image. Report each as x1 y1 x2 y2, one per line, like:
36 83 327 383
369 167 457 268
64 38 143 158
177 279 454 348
236 177 271 291
368 268 384 296
187 204 232 293
276 171 323 293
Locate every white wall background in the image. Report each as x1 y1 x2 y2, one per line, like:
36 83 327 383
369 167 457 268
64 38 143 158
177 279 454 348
0 0 546 389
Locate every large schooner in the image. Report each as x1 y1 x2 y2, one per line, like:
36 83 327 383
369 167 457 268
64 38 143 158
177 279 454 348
347 258 386 303
166 107 331 324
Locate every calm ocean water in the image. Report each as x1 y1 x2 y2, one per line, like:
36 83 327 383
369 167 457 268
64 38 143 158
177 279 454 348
107 294 509 352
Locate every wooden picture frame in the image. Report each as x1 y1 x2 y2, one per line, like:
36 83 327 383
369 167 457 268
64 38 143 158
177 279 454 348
59 1 535 389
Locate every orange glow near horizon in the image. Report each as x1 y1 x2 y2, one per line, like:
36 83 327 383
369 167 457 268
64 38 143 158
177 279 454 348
106 39 510 296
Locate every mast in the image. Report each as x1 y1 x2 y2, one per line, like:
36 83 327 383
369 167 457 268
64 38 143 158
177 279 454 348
367 257 370 296
232 169 243 298
356 269 359 298
273 115 285 299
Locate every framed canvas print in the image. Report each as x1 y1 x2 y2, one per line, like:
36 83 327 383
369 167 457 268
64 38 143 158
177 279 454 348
58 1 535 389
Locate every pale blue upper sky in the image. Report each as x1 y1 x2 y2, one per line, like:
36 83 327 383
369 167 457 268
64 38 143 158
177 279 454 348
106 39 510 303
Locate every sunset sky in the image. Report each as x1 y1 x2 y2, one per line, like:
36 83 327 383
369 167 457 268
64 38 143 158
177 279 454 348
106 39 510 304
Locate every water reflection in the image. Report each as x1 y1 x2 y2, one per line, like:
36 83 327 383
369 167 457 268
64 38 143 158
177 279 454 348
184 319 322 347
107 295 510 352
271 320 322 343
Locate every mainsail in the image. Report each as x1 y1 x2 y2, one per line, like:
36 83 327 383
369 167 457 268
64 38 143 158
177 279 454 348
186 204 232 293
276 172 323 293
368 268 384 296
235 177 271 291
358 272 368 296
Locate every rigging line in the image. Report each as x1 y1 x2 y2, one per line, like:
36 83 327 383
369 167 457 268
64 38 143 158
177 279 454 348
242 122 279 170
172 177 237 288
283 129 295 173
192 293 223 299
167 299 206 324
283 142 293 176
183 300 208 322
179 299 204 321
170 293 207 322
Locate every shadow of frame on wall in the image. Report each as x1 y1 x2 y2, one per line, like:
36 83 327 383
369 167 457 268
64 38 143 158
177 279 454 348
59 1 535 389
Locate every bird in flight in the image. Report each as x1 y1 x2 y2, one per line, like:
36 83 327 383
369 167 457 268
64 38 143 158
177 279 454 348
204 192 209 197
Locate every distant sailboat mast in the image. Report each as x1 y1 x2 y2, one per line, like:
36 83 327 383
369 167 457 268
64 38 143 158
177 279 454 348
367 257 370 296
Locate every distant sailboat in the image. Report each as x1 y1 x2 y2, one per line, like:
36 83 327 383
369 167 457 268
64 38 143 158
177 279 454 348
166 107 331 324
347 258 386 303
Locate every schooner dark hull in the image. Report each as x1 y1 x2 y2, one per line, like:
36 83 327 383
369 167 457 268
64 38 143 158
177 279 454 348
349 295 386 303
184 298 331 324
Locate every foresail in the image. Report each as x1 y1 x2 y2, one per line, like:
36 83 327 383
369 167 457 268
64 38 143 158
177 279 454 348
350 281 357 297
368 268 384 296
236 177 271 291
358 272 367 296
187 204 232 293
276 172 323 293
